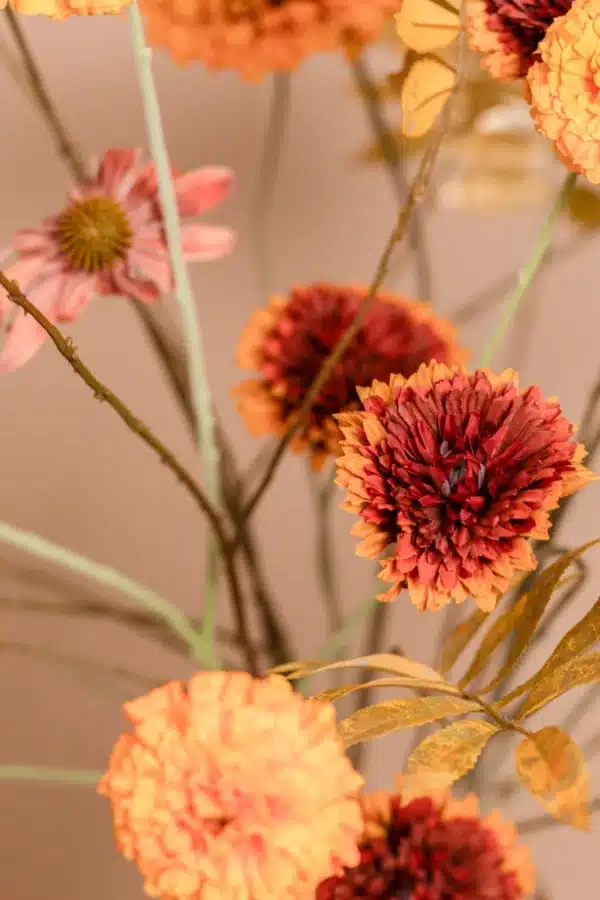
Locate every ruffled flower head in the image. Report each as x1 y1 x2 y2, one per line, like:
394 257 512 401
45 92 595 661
527 0 600 183
336 362 595 612
99 671 364 900
0 149 234 371
139 0 398 79
466 0 572 80
317 787 535 899
234 283 465 470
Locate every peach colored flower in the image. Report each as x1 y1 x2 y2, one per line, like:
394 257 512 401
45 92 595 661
0 0 130 15
139 0 397 80
527 0 600 183
465 0 572 80
317 786 535 899
99 671 364 900
336 362 595 612
0 149 234 371
234 283 465 471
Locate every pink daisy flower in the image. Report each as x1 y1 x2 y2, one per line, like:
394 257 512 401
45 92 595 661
0 148 235 371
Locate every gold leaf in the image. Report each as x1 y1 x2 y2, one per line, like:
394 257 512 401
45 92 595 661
499 596 600 708
406 720 501 790
440 608 489 675
401 56 456 138
475 540 600 694
517 653 600 719
339 696 481 748
394 0 460 53
566 186 600 229
458 591 530 689
310 676 458 704
269 660 321 675
282 652 448 684
515 727 590 831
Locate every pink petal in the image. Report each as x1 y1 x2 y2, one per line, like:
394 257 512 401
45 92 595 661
55 272 95 322
0 252 62 317
174 167 235 217
0 278 62 372
111 262 161 305
96 149 140 194
128 241 172 294
12 220 58 254
180 223 235 261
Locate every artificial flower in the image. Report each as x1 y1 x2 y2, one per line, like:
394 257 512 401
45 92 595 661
0 149 234 371
139 0 397 80
316 785 535 899
466 0 572 81
99 671 364 900
335 362 595 612
234 283 465 470
0 0 130 15
526 0 600 184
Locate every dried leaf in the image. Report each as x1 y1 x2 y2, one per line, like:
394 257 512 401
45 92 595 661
499 596 600 708
394 0 460 53
339 696 481 748
515 727 590 830
517 653 600 719
477 540 600 694
567 186 600 229
401 56 456 138
310 676 457 704
406 720 501 790
280 653 447 685
458 592 530 689
440 608 490 676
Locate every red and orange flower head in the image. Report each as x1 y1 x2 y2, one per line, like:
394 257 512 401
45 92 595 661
99 671 364 900
465 0 572 80
336 362 595 612
139 0 397 79
234 283 465 471
316 786 535 899
527 0 600 184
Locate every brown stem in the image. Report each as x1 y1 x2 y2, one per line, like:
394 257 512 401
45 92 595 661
4 8 87 183
349 600 391 772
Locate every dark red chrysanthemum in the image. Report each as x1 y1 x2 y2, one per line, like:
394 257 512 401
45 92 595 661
336 363 595 611
234 284 465 470
317 791 534 900
466 0 572 79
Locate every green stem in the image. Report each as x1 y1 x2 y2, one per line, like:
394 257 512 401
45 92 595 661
0 521 208 665
0 765 102 785
128 2 222 660
478 173 576 368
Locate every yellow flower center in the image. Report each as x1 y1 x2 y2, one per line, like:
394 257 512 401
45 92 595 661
57 195 133 272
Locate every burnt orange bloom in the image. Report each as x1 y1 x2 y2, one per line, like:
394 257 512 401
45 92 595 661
139 0 397 79
99 671 364 900
317 787 535 899
234 283 465 471
1 0 130 16
465 0 572 80
336 362 595 612
527 0 600 183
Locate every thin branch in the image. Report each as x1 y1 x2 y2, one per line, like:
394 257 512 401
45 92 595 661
349 600 391 772
310 466 343 640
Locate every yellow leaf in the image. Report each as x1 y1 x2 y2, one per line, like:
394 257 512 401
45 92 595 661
517 653 600 719
401 56 456 138
310 676 458 704
406 720 501 791
567 186 600 229
440 608 489 675
339 696 481 748
394 0 460 53
282 652 447 685
499 596 600 708
269 659 321 675
476 540 600 694
515 727 590 831
458 591 530 689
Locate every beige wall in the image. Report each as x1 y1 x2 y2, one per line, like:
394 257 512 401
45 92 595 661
0 13 598 899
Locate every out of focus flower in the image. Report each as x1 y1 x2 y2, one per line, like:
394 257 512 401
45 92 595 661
234 283 465 470
0 149 234 371
465 0 572 81
317 786 535 899
99 671 363 900
139 0 397 80
0 0 130 15
336 362 595 612
527 0 600 184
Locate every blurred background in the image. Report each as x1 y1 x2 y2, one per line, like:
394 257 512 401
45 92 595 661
0 13 599 899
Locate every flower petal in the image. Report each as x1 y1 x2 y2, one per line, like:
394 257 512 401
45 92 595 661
180 223 235 261
55 272 96 322
0 278 62 371
175 167 235 217
96 149 140 193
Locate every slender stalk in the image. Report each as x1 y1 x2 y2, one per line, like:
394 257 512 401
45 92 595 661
0 765 101 785
252 73 290 301
350 599 390 772
478 173 577 368
309 466 343 641
128 1 222 661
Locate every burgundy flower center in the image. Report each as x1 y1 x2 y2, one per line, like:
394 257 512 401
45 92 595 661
484 0 573 74
57 195 132 272
317 797 522 900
